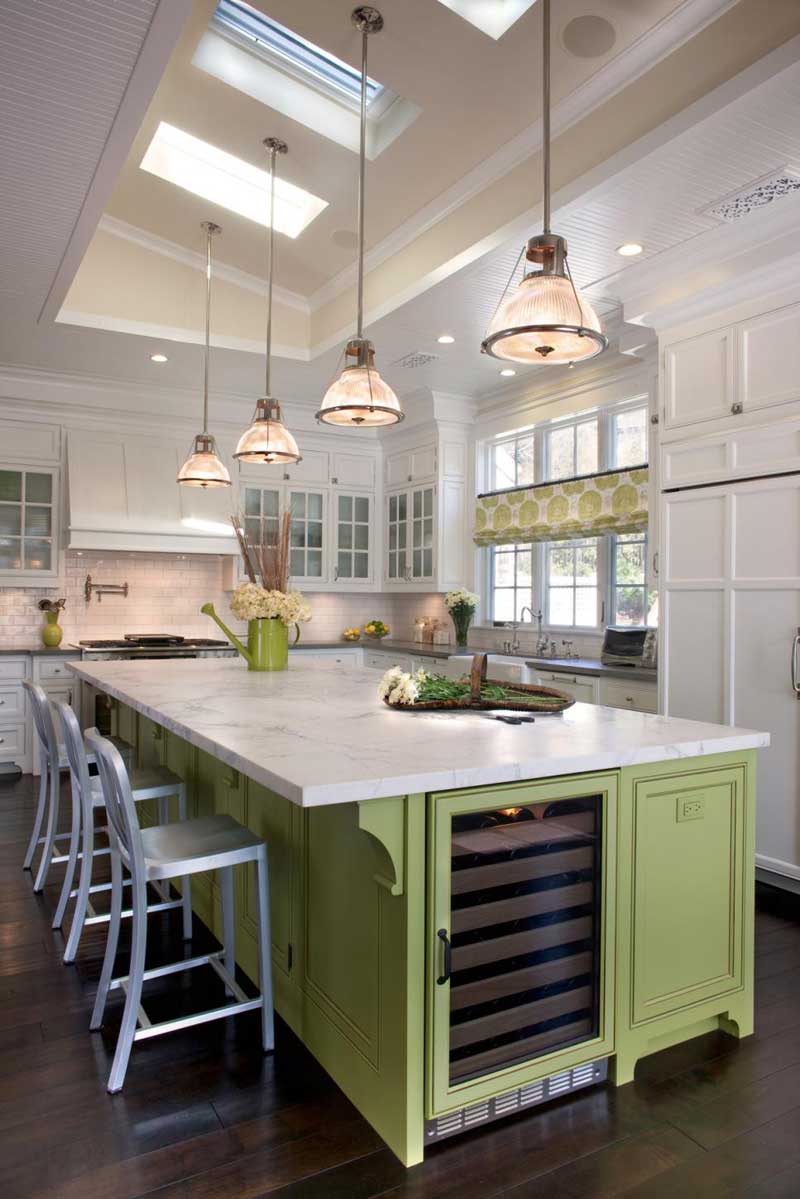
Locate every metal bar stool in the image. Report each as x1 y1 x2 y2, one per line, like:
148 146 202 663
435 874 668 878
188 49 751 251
53 701 193 962
22 680 100 891
86 729 274 1094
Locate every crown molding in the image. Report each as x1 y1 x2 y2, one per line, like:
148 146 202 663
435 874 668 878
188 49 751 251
97 215 310 313
307 0 740 314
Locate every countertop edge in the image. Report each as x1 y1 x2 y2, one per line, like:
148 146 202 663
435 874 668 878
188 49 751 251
68 661 767 809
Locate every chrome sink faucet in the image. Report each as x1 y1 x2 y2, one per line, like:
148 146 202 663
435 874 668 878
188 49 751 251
522 606 549 656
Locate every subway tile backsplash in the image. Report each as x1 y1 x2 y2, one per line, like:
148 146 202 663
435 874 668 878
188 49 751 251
0 551 454 647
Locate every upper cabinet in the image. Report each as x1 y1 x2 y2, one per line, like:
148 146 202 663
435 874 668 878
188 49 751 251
739 305 800 415
663 328 733 431
67 431 237 555
385 443 437 488
0 419 62 584
383 427 468 592
662 299 800 437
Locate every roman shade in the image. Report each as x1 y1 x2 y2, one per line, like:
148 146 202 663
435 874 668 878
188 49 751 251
474 466 648 547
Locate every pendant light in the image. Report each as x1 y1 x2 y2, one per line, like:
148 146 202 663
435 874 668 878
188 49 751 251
316 7 403 427
481 0 606 366
177 221 232 487
234 138 302 465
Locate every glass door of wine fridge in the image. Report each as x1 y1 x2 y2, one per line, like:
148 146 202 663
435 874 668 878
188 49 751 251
427 774 617 1117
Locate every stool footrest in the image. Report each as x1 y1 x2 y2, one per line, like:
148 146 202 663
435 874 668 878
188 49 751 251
107 950 263 1044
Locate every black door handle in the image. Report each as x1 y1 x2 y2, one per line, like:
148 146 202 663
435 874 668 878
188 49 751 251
437 928 452 985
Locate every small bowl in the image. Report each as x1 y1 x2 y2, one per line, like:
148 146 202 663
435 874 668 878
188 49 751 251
364 630 389 640
342 631 361 642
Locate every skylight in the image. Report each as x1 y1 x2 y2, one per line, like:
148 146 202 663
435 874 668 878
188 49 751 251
211 0 384 111
435 1 538 41
139 123 328 238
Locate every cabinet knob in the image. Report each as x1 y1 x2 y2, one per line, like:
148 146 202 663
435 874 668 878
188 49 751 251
0 738 4 744
407 474 412 482
731 402 743 415
0 700 4 705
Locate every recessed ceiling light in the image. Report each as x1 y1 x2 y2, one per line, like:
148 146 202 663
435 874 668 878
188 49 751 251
140 122 328 238
617 242 644 257
437 335 455 345
500 368 516 377
151 353 168 363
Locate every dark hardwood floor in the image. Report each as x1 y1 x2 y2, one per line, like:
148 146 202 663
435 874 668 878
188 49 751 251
2 773 800 1199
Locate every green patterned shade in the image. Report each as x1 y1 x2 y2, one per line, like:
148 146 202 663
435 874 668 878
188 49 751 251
474 467 648 546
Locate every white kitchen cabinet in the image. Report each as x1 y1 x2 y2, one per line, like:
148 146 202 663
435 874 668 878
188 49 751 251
364 648 413 672
385 444 437 489
278 449 329 486
661 472 800 884
599 677 658 713
536 669 598 705
385 485 435 584
0 463 60 584
739 302 800 416
0 656 30 773
333 493 372 585
331 452 375 489
31 653 82 775
663 328 734 432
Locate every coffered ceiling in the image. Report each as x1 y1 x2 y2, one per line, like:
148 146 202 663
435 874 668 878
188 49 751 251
2 0 800 418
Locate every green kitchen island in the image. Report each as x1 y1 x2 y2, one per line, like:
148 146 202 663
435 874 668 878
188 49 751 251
70 656 767 1167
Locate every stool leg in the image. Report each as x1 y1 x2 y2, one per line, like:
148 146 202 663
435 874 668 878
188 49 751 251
177 785 192 940
33 758 60 893
220 865 235 998
255 848 274 1053
53 772 81 930
91 845 123 1031
64 798 95 963
23 760 48 872
107 875 148 1094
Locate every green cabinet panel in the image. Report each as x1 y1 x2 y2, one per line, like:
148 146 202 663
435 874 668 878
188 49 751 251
614 753 755 1083
426 773 618 1118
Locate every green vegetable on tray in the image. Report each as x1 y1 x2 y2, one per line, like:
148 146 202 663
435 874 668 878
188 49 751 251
378 666 567 710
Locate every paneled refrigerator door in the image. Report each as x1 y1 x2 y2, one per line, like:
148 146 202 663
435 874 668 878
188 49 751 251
427 775 617 1117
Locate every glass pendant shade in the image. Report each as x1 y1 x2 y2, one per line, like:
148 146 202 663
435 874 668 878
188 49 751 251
234 398 301 464
177 433 232 487
318 341 403 426
483 271 606 365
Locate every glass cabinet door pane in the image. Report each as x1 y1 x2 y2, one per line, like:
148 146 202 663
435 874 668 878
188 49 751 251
0 471 21 502
307 550 322 576
25 473 52 504
0 539 21 569
354 523 368 551
338 495 352 521
338 523 352 549
0 505 21 536
354 552 368 578
355 496 369 523
26 507 52 537
445 796 602 1086
23 540 52 571
337 552 352 578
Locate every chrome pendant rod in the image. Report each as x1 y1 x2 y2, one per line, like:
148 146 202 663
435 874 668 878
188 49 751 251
199 221 220 433
356 22 368 339
262 138 287 397
542 0 551 235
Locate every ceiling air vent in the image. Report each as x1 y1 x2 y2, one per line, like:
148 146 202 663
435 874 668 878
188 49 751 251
704 167 800 223
392 350 439 369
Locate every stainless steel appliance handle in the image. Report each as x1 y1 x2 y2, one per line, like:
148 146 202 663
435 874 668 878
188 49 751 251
792 629 800 699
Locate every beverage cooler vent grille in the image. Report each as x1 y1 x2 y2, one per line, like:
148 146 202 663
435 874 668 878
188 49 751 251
424 1058 607 1143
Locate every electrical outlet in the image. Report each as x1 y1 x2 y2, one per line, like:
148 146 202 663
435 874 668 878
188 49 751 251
677 795 705 822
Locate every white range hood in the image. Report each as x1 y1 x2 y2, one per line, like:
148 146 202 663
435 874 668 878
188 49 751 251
67 429 238 554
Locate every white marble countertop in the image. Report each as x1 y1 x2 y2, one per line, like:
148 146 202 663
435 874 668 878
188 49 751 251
68 658 769 808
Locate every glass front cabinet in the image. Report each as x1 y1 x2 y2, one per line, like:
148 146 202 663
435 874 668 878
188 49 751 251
385 484 435 583
239 482 373 587
426 773 617 1117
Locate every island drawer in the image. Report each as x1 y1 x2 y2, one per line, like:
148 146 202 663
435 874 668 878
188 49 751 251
36 658 76 681
601 678 658 714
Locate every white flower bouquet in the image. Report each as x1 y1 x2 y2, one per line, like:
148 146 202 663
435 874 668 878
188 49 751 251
230 582 311 627
444 588 479 647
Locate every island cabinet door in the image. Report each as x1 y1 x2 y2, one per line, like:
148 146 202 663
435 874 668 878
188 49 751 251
427 774 617 1118
618 756 754 1031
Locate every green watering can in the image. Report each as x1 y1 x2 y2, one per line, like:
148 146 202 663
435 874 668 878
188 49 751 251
201 602 300 671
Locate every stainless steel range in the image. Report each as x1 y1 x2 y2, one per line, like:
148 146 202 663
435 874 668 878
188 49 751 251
76 634 238 661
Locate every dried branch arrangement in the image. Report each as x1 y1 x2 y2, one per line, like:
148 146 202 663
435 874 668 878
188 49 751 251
232 510 291 592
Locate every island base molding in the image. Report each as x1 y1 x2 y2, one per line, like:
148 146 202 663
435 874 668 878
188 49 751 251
100 693 755 1168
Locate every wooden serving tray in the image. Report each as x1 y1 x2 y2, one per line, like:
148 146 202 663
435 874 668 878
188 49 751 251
383 653 574 714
